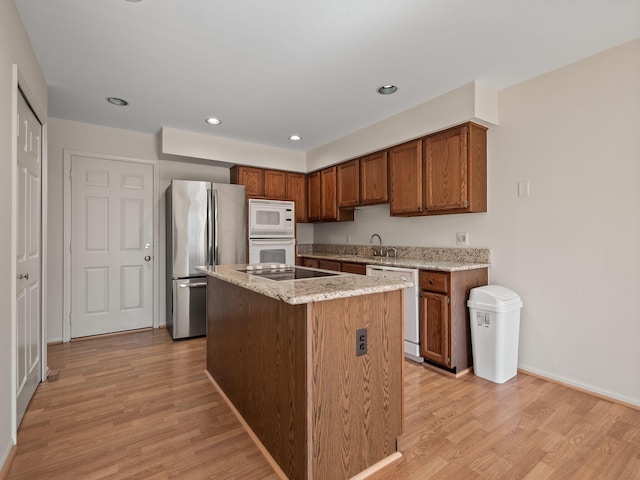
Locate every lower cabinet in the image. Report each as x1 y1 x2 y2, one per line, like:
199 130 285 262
419 268 488 372
318 259 341 271
299 257 319 268
298 257 367 275
341 262 367 275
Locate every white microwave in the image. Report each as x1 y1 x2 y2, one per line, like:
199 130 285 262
248 199 295 238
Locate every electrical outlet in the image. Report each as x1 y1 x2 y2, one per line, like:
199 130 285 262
356 328 368 356
456 232 469 246
346 235 351 244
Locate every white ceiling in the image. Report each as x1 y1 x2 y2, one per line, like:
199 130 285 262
15 0 640 152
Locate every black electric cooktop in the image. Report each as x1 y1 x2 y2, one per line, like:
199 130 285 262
237 266 340 281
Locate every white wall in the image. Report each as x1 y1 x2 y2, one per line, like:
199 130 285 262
0 0 48 468
306 81 498 170
161 127 307 172
312 39 640 406
47 119 231 340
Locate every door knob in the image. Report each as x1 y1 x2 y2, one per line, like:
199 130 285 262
144 255 151 262
18 273 29 280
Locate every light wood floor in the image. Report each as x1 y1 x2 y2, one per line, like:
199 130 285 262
9 329 640 479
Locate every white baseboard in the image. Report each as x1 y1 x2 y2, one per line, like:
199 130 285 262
518 364 640 409
0 441 16 479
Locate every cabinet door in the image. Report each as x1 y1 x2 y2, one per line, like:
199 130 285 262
301 258 319 268
318 259 341 271
264 169 287 199
337 159 360 208
307 171 321 221
286 172 308 223
389 139 423 215
232 166 265 197
419 291 450 367
424 125 468 212
360 151 388 205
341 262 366 275
320 167 337 220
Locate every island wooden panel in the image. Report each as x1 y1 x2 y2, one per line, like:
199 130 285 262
206 276 404 480
308 292 403 479
206 277 308 480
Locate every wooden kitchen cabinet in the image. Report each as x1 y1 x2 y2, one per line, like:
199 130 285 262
389 139 424 216
264 169 287 199
300 257 319 268
318 259 341 271
341 262 367 275
424 122 487 214
307 167 353 223
320 167 338 220
230 166 265 197
337 159 360 208
360 151 388 205
419 268 488 373
286 172 308 222
307 171 321 221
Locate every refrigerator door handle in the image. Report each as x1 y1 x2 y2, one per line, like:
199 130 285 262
206 187 214 265
212 188 219 265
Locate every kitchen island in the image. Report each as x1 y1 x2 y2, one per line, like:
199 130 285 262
199 264 412 480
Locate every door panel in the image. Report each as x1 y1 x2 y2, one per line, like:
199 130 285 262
71 156 153 338
16 90 42 426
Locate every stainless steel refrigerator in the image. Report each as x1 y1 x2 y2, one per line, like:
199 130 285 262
166 180 246 339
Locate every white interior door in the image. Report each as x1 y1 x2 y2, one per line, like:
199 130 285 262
70 155 153 338
16 90 42 425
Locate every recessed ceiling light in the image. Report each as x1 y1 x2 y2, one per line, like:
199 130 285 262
206 117 222 125
106 97 128 106
289 135 301 141
377 85 398 95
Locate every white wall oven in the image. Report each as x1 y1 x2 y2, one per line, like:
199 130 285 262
248 199 296 265
248 238 295 265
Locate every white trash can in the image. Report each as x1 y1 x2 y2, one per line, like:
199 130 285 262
467 285 523 384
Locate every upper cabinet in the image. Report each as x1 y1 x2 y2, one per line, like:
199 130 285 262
264 169 287 200
230 166 264 197
360 151 388 205
388 122 487 217
231 166 307 222
231 121 486 223
307 171 321 222
337 159 360 208
286 172 308 223
389 139 424 216
307 167 354 223
424 122 487 214
321 167 353 221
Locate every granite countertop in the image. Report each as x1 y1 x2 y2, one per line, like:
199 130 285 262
197 264 413 305
297 252 490 272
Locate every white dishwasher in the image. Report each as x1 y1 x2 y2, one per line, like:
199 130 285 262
366 265 423 363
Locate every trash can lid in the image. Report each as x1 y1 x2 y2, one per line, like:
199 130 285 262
467 285 523 311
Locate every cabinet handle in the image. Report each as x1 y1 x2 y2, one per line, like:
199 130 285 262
429 279 434 284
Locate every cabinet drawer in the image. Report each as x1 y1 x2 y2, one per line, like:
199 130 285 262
341 262 366 275
419 270 449 294
318 259 341 272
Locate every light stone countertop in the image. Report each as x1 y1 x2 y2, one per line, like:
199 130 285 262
197 264 413 305
297 253 490 272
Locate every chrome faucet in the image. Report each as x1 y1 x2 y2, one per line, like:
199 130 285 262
369 233 383 256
